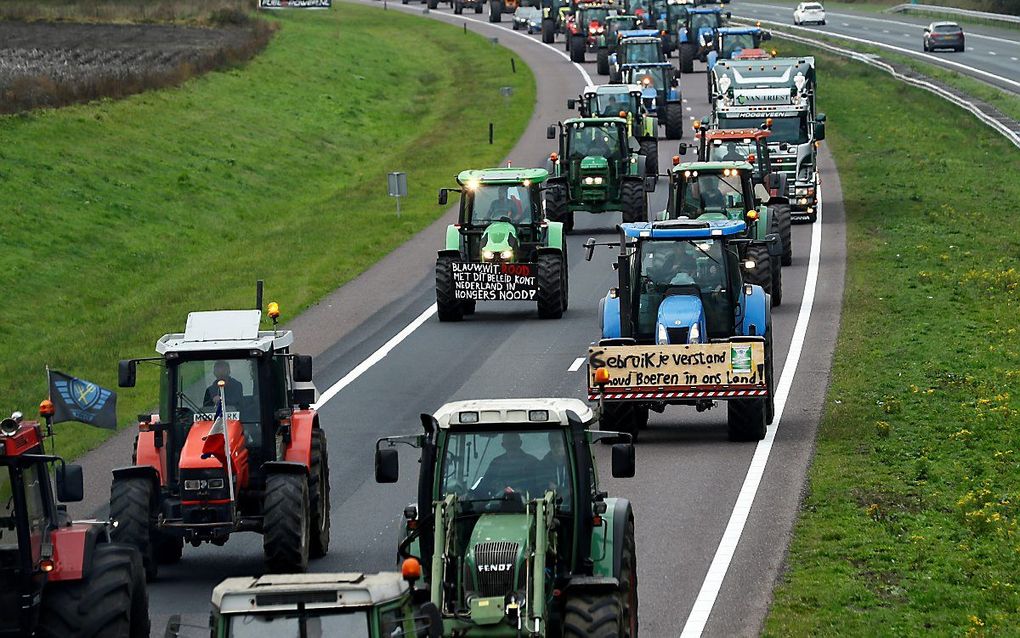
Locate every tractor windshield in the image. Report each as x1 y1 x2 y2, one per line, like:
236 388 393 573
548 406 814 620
580 8 610 24
592 91 635 117
667 4 688 22
621 41 662 64
567 123 623 161
468 184 536 225
635 239 732 338
173 358 261 449
720 33 755 57
628 66 669 91
690 12 719 30
708 140 755 163
227 610 370 638
719 114 808 145
679 172 746 215
440 429 573 511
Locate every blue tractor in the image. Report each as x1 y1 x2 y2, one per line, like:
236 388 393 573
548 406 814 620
706 26 772 72
619 62 685 139
677 6 730 73
584 218 775 442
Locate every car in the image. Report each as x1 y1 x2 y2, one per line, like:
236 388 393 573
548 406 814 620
923 21 965 52
793 2 825 25
512 6 542 32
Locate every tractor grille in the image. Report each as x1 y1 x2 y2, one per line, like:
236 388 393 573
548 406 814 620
474 541 519 597
666 327 689 343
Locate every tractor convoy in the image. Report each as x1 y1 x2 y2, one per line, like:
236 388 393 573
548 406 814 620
3 1 829 636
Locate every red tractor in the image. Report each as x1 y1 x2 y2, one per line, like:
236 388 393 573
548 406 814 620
0 408 149 637
111 301 330 579
566 3 615 62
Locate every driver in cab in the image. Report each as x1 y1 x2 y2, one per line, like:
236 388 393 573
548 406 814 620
644 245 698 291
486 186 525 222
477 433 542 497
203 360 243 408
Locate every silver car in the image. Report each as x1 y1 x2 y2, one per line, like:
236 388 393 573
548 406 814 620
923 21 965 52
793 2 825 25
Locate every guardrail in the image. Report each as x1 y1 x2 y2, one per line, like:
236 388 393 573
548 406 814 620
886 3 1020 26
733 20 1020 149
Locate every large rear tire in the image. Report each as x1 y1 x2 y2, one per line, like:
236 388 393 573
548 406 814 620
663 102 685 140
542 19 555 43
619 519 639 638
435 256 464 322
309 428 331 559
570 34 586 63
545 183 573 233
109 477 157 581
774 203 793 266
727 398 767 441
536 253 565 319
680 43 695 73
489 0 502 22
563 591 624 638
263 473 310 573
596 48 610 75
620 181 647 223
765 325 775 425
599 403 642 442
769 215 783 307
37 543 148 638
639 139 658 177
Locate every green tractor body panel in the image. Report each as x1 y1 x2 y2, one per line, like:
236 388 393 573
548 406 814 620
589 495 625 578
545 220 564 250
445 224 461 251
481 221 519 254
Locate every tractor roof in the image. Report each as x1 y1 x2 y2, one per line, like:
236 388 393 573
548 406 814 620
672 160 754 172
690 6 723 13
607 13 639 20
702 128 771 140
619 30 661 39
622 219 747 238
434 398 594 430
563 116 628 126
213 573 408 614
620 61 673 68
716 26 763 35
456 167 549 186
583 83 643 96
0 420 43 458
156 310 293 355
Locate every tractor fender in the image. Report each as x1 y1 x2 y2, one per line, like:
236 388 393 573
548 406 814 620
112 464 162 490
543 220 565 250
444 225 461 252
769 195 790 207
282 409 317 468
754 207 770 241
48 522 105 582
438 249 460 261
563 574 620 595
601 293 621 340
739 284 769 337
590 497 633 579
262 461 308 476
657 294 705 341
131 431 166 486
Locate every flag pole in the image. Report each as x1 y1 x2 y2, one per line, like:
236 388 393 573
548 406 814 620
217 380 236 506
44 366 55 456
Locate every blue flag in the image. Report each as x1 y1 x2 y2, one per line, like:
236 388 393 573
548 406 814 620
49 370 118 430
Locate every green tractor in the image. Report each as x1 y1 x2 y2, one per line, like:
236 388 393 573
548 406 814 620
374 398 638 637
663 160 784 305
568 83 659 178
435 168 568 322
545 118 651 233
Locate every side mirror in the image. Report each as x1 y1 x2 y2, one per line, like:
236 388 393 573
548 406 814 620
547 125 557 140
438 188 449 206
292 355 313 383
584 237 597 261
163 615 182 638
678 142 687 155
56 464 84 503
753 183 771 203
375 448 399 483
765 233 782 257
611 443 636 478
118 359 137 388
815 121 826 141
567 98 577 109
817 112 826 122
762 31 771 41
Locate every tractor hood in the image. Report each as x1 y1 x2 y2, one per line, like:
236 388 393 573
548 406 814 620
480 221 520 254
179 417 247 472
580 155 610 172
657 287 706 344
465 513 530 601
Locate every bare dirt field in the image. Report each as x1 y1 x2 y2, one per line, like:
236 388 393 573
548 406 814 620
0 19 273 113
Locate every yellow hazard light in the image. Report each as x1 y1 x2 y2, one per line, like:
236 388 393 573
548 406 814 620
267 302 280 320
672 155 681 166
40 559 54 573
693 120 702 130
746 210 759 220
594 368 610 384
402 557 422 583
39 399 55 418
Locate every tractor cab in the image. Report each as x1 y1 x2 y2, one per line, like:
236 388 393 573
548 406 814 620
615 33 666 66
604 14 641 50
620 62 678 111
677 6 730 71
571 84 644 121
374 398 637 636
667 161 757 222
685 127 773 180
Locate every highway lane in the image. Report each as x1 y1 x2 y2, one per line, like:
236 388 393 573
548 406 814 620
737 1 1020 93
71 3 844 635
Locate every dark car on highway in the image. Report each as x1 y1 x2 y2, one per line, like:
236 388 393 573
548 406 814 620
923 21 965 52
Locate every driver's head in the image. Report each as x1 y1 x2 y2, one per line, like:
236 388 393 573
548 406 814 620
501 432 523 454
213 360 231 380
498 185 510 200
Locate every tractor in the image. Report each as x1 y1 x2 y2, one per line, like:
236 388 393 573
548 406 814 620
540 0 572 43
681 126 794 266
584 219 776 441
659 0 693 56
663 160 784 304
676 6 730 73
566 3 617 62
435 168 568 322
619 62 685 139
600 14 643 68
488 0 527 23
374 398 638 637
607 31 665 81
111 297 330 579
568 83 659 176
189 568 443 638
0 409 149 637
545 117 650 232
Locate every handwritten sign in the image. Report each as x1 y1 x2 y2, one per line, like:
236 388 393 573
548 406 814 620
588 343 766 390
452 262 539 301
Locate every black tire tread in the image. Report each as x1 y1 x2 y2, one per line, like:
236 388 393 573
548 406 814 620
639 139 658 178
664 102 685 140
620 181 646 223
263 473 310 573
109 477 156 581
536 253 565 319
309 428 331 559
742 243 772 297
435 256 464 321
563 592 624 638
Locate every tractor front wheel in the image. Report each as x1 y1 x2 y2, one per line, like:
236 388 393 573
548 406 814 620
536 253 565 319
769 215 784 307
435 256 465 322
110 476 157 581
639 139 658 177
454 0 463 13
680 43 695 73
489 0 502 22
765 325 775 425
620 181 647 223
542 19 555 43
37 543 149 638
742 243 773 298
563 589 625 638
263 472 311 573
570 34 586 63
309 428 331 559
596 48 610 75
618 519 639 638
663 102 685 140
544 183 573 233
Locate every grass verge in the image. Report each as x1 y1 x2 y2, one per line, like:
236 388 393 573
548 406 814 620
762 40 1020 636
0 2 535 461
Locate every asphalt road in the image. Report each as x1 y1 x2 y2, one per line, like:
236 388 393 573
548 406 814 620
70 2 846 635
737 1 1020 94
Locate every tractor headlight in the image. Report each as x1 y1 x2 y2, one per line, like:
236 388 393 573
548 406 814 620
594 176 604 184
482 250 495 260
744 259 756 270
689 323 701 344
657 323 668 344
500 249 513 259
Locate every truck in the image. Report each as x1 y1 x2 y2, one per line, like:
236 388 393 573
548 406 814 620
585 219 776 442
708 55 827 222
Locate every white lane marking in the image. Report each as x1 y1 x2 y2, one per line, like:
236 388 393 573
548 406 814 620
1012 57 1019 61
686 106 693 111
882 29 890 33
315 304 438 408
989 51 997 55
680 178 825 636
842 22 849 27
744 16 1020 90
568 357 586 372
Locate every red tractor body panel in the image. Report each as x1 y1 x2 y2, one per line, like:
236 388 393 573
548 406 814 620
2 424 42 456
47 524 93 582
179 419 250 489
283 410 317 467
134 429 167 486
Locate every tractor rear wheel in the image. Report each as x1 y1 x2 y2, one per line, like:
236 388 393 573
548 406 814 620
663 102 685 140
263 472 311 573
542 19 555 43
544 183 573 233
536 253 565 319
741 243 772 298
109 477 157 581
570 34 586 63
37 543 148 638
774 203 793 266
563 591 624 638
454 0 463 13
610 68 622 83
435 256 464 322
561 242 569 311
769 219 783 307
596 48 610 75
599 403 641 442
727 397 767 441
309 428 331 559
619 519 639 638
680 43 695 73
639 139 658 177
489 0 502 22
475 3 482 12
620 181 647 223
